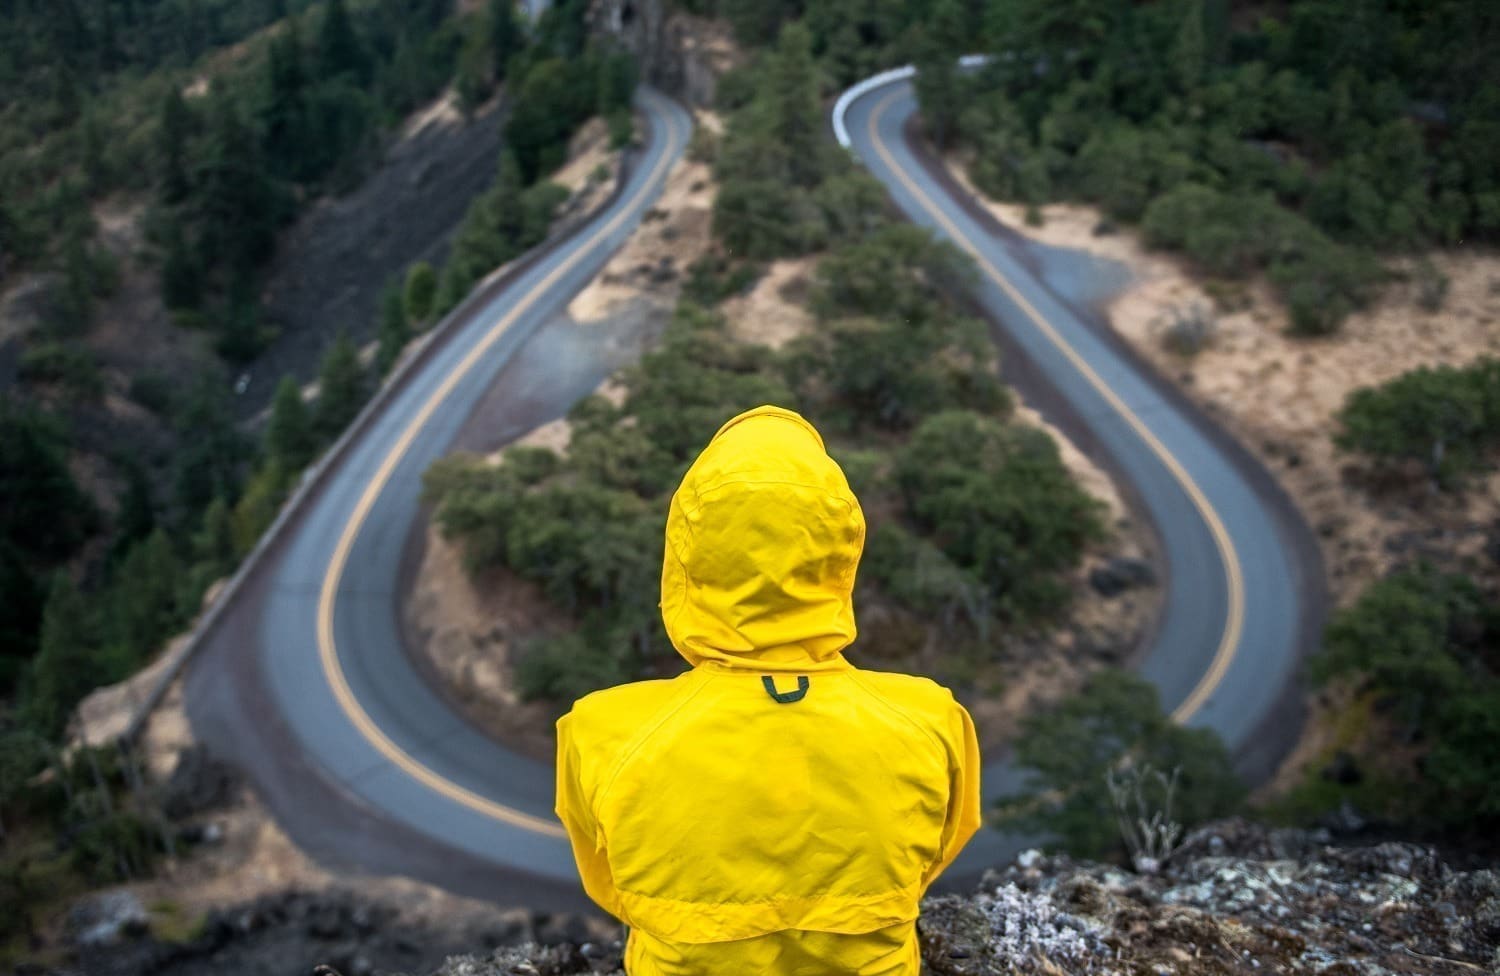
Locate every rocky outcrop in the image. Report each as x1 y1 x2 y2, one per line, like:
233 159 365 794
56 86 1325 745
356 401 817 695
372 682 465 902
590 1 738 107
57 821 1496 976
417 820 1497 976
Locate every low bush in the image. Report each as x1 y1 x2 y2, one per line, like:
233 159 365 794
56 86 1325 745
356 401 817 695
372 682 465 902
1335 359 1500 487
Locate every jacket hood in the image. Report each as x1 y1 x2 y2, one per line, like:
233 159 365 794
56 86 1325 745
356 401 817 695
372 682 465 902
660 405 865 671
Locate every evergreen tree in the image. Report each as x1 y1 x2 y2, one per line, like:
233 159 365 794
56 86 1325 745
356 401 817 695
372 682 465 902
455 27 492 113
197 94 278 276
913 31 963 149
0 406 97 564
231 461 288 556
375 281 411 376
109 529 184 664
158 87 192 205
489 0 519 82
267 376 316 471
22 574 100 737
261 18 310 181
404 261 437 324
192 495 236 575
160 217 202 310
316 0 369 85
314 332 367 440
1173 0 1206 97
763 23 826 190
110 462 156 560
0 543 44 693
173 375 249 514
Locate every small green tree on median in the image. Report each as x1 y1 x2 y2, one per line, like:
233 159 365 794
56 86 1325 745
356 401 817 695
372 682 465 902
996 669 1243 860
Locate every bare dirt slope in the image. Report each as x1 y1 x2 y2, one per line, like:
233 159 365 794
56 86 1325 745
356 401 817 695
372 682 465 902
250 91 510 415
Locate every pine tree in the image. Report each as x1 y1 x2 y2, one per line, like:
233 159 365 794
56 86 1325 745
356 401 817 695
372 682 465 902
0 405 97 563
22 574 100 737
914 29 963 149
267 376 316 471
0 543 44 692
158 87 192 205
231 461 288 556
160 217 202 310
1173 0 1206 97
192 495 236 574
198 94 277 274
110 463 156 561
375 282 411 376
109 529 184 665
314 332 367 440
173 374 249 513
404 261 437 324
261 18 310 181
764 23 827 189
490 0 519 83
316 0 369 85
455 27 492 113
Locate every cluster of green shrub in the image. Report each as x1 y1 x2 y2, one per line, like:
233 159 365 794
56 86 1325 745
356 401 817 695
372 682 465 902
1335 358 1500 488
898 0 1500 335
1290 566 1500 837
426 21 1109 704
0 735 175 953
997 669 1244 858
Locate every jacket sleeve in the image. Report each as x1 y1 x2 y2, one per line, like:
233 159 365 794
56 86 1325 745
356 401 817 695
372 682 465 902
921 695 982 890
555 710 626 919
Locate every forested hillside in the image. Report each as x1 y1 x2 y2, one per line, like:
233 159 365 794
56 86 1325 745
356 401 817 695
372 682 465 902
1 0 641 947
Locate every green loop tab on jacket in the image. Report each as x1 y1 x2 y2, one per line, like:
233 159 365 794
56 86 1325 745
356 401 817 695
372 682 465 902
762 675 810 704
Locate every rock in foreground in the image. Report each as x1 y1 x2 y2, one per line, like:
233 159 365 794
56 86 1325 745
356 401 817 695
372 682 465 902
422 820 1498 976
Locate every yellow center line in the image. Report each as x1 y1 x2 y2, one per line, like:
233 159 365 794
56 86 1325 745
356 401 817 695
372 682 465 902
865 88 1244 723
316 95 685 836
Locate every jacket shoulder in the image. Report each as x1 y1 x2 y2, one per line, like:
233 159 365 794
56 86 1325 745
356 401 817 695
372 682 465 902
848 669 966 740
560 676 692 749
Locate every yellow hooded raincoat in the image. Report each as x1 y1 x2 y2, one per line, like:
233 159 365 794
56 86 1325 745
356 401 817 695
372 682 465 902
555 405 981 976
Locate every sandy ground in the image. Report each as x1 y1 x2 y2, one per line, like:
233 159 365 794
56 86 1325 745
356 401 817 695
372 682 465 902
720 258 816 349
945 153 1500 789
566 110 718 323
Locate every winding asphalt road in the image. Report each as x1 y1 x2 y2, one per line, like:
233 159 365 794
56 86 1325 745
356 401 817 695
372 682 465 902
182 73 1321 910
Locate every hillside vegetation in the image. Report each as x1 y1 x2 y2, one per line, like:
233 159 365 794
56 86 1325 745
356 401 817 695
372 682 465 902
427 28 1111 705
1 0 642 949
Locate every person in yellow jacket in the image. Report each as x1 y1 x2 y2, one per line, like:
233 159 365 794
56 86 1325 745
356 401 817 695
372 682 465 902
555 404 982 976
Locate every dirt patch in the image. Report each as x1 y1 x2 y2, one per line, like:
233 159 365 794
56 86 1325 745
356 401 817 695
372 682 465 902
566 111 717 324
720 258 817 349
